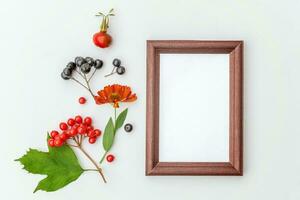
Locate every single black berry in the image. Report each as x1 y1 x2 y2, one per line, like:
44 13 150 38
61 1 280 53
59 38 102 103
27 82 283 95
80 63 91 74
66 62 76 70
124 123 133 132
61 72 70 80
63 67 72 76
116 66 125 75
75 57 86 66
85 57 95 66
94 59 103 69
112 58 121 67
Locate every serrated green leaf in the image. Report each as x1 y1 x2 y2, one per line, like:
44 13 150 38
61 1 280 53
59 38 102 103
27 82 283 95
115 108 128 131
16 136 83 193
103 118 115 151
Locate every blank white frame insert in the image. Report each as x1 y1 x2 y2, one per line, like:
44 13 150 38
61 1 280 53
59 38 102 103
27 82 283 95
159 53 230 162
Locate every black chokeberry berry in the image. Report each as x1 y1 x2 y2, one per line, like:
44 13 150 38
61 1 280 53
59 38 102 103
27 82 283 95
80 63 91 74
116 66 125 75
94 59 103 69
112 58 121 67
63 67 72 76
61 72 70 80
124 123 133 132
66 62 76 70
85 57 95 66
75 57 86 66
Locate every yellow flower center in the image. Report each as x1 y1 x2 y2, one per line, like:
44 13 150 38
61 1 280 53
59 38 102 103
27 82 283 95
111 93 120 108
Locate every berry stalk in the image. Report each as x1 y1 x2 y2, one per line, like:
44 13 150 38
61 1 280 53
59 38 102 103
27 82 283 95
72 139 107 183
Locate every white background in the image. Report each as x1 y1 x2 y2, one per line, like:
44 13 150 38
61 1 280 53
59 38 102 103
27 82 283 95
0 0 300 199
159 54 229 162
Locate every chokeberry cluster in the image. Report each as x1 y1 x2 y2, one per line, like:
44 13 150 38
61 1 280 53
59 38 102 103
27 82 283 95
61 57 104 97
105 58 126 77
48 115 102 147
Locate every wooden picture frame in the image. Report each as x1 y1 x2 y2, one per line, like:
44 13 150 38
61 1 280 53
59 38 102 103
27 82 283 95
146 40 243 176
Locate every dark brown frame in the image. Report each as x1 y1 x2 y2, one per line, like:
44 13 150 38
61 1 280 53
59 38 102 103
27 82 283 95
146 40 243 176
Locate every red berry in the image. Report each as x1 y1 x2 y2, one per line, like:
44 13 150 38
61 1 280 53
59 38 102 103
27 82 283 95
67 118 76 126
87 130 95 137
50 130 59 138
88 137 97 144
60 133 69 141
48 139 55 147
69 128 78 136
73 123 80 129
54 138 64 147
106 154 115 162
94 129 101 137
78 97 86 104
93 32 112 48
54 135 60 140
75 115 83 124
84 117 92 126
59 122 68 131
86 125 94 132
77 125 87 134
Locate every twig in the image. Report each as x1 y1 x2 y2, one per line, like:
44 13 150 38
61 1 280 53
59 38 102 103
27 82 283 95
71 77 89 90
83 74 95 97
104 66 116 77
74 141 107 183
88 68 97 82
68 144 79 148
84 169 98 172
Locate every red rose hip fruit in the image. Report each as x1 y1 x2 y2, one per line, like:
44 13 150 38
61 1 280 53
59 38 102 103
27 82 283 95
93 9 114 48
93 32 112 48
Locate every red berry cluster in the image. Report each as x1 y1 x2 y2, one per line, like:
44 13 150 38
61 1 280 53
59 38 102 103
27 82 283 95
48 115 101 147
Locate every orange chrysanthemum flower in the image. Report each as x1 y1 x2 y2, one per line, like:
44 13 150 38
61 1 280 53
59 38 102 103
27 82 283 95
94 84 137 108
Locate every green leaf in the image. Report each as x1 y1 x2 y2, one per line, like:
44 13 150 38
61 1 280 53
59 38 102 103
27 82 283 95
103 118 115 151
15 137 83 193
115 108 128 131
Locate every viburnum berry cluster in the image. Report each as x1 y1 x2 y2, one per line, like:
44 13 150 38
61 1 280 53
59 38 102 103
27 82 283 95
48 115 101 147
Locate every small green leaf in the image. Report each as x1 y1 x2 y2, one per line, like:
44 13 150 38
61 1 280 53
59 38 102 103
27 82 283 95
103 118 115 151
115 108 128 131
16 136 83 193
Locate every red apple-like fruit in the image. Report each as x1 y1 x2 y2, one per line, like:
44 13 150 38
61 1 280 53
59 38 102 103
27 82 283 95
93 31 112 48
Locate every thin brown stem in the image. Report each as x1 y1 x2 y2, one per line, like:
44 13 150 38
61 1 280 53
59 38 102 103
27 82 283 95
79 135 84 145
83 74 95 97
74 140 107 183
72 137 78 144
71 77 89 90
68 144 79 148
104 66 116 77
84 169 98 172
75 69 85 79
88 68 97 82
